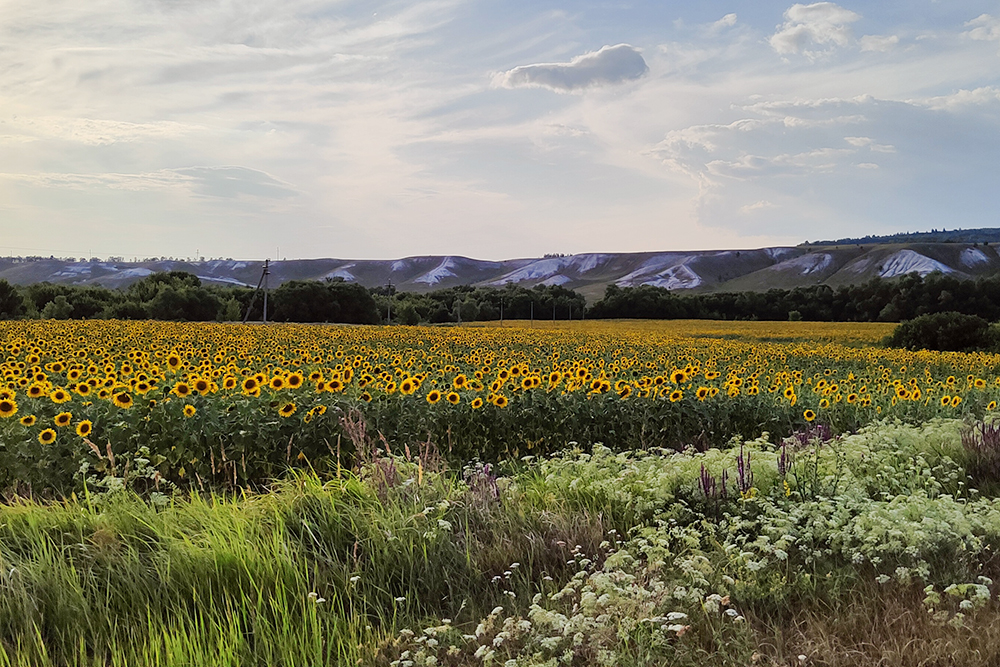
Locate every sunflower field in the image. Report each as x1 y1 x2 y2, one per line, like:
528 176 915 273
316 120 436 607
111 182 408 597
2 318 1000 496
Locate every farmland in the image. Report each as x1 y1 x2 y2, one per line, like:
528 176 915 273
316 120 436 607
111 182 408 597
3 319 1000 665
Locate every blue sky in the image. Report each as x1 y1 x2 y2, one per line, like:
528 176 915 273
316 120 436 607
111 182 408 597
1 0 999 260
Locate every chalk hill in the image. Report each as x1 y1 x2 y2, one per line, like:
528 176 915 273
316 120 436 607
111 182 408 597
4 241 1000 301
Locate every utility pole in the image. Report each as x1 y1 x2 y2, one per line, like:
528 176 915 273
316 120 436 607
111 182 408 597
242 259 271 324
262 259 270 324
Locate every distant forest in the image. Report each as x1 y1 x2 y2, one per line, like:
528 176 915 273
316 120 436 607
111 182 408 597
4 270 1000 324
805 227 1000 246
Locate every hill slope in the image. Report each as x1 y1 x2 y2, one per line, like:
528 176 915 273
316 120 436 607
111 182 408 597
4 241 1000 300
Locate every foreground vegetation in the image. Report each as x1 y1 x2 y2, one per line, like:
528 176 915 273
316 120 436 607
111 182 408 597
6 319 1000 664
2 418 1000 665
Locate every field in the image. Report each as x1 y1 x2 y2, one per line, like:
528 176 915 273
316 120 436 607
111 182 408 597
3 320 1000 664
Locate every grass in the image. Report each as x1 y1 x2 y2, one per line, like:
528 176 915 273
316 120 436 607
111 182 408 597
2 417 1000 665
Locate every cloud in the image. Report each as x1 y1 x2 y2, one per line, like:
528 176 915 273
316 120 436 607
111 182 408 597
859 34 899 52
0 166 296 199
170 166 297 199
770 2 860 57
920 86 1000 111
964 14 1000 41
740 200 775 213
712 14 738 30
492 44 648 92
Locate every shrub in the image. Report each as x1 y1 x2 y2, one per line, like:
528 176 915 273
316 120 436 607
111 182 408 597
885 311 997 352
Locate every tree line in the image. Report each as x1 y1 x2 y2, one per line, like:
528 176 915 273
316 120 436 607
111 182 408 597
0 272 587 324
3 270 1000 324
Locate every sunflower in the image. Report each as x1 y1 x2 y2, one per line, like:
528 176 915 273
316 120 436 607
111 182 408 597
76 383 92 397
222 376 237 390
400 379 416 395
471 397 484 409
453 374 467 389
50 389 71 404
951 395 963 407
166 354 182 371
940 395 952 407
670 370 688 384
426 390 442 404
193 378 211 395
75 420 93 437
360 392 373 403
327 380 343 393
183 405 196 418
989 401 998 411
54 411 72 427
446 391 460 405
241 377 258 395
668 389 683 403
27 384 45 398
173 382 192 397
286 372 304 389
278 403 296 418
803 409 816 422
0 399 17 418
696 387 710 401
312 405 327 416
269 376 285 391
38 428 56 445
493 394 508 408
111 392 133 409
19 414 36 426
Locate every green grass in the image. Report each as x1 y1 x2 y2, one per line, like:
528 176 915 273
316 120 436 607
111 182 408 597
3 418 1000 665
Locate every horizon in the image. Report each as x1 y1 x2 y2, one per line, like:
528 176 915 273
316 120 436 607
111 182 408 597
3 1 999 260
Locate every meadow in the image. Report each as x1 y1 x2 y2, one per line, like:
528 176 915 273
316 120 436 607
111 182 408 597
2 319 1000 664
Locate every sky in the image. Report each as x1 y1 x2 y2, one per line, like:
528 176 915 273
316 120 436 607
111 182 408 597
1 0 999 261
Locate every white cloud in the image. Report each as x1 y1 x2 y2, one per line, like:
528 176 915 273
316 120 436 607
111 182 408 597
859 34 899 52
920 86 1000 110
740 200 775 213
492 44 648 93
770 2 860 57
712 14 738 30
964 14 1000 41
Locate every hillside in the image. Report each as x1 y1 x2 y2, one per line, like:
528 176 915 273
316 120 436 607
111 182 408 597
4 241 1000 300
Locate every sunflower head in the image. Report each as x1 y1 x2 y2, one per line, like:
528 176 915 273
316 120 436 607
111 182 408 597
38 428 56 444
54 411 72 427
183 405 196 418
279 403 296 417
75 420 93 437
0 399 17 419
111 392 133 409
